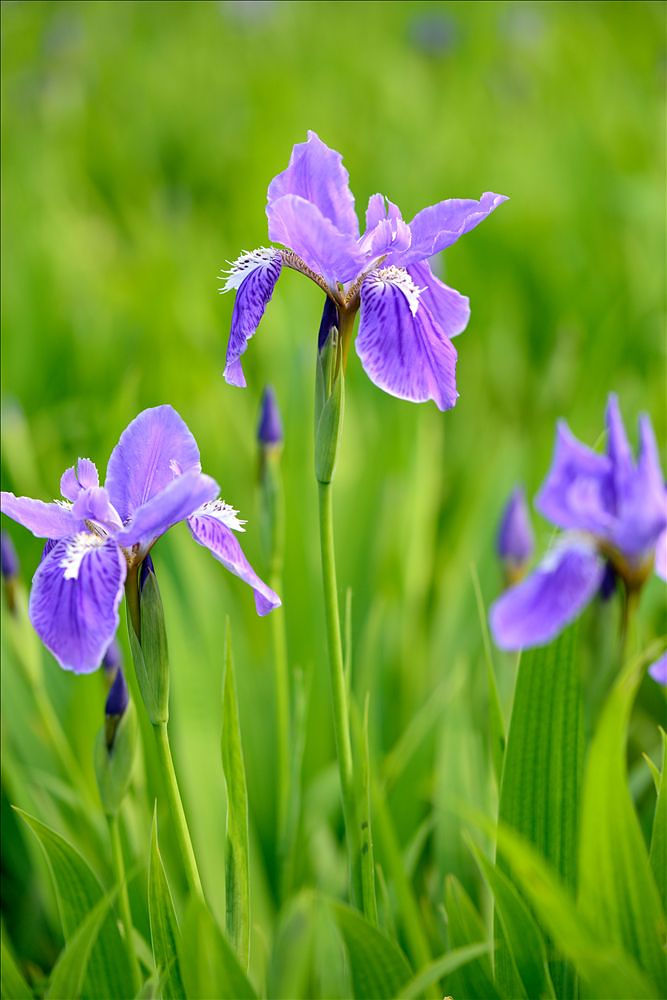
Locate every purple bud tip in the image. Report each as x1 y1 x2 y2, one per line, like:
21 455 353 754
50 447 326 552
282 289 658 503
1 531 19 581
318 296 339 351
102 637 123 675
139 554 155 592
497 486 535 565
257 386 283 446
105 667 129 717
598 561 617 602
648 652 667 687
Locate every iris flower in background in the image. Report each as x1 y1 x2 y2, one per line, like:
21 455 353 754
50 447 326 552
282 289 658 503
0 406 280 673
221 130 507 410
497 485 535 585
490 394 667 650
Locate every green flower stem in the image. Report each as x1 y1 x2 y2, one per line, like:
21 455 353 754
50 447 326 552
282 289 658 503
153 720 204 900
108 813 142 994
270 568 292 892
318 479 362 906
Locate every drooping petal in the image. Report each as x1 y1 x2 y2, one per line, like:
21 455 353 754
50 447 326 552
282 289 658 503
400 191 508 266
489 538 605 651
535 421 615 537
1 492 80 539
60 458 100 501
267 194 366 284
188 501 280 615
105 406 202 523
357 267 458 411
29 534 127 673
221 248 283 388
407 260 470 338
115 471 219 551
648 652 667 686
267 130 359 237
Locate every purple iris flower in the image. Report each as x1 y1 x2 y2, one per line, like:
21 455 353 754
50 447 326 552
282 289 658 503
220 130 507 410
0 405 280 674
490 395 667 650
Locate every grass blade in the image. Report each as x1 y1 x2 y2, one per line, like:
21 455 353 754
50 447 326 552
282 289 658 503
148 809 185 1000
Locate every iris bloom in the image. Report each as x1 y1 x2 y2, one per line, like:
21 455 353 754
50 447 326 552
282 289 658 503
0 406 280 673
490 395 667 650
221 130 507 410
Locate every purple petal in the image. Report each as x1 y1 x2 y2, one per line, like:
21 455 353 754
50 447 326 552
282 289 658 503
365 193 402 231
400 191 508 266
407 260 470 338
489 538 605 651
1 531 19 580
71 487 123 531
655 529 667 581
607 414 666 557
267 194 366 284
605 394 632 477
60 459 99 502
29 534 127 673
221 248 282 388
360 194 411 260
497 486 535 564
648 652 667 686
535 421 615 537
115 471 219 551
187 502 281 615
105 406 202 523
357 267 458 411
1 492 80 539
257 386 283 446
267 130 359 237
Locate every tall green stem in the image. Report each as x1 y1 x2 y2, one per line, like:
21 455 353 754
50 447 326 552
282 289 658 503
270 567 292 891
108 813 142 994
153 721 204 899
318 480 362 905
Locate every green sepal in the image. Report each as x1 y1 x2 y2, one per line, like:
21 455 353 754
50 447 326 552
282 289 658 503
314 328 345 485
129 570 170 724
94 701 137 816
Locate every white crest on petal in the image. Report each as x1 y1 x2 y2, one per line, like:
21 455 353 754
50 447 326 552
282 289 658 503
59 531 106 580
219 248 282 293
368 266 424 317
193 498 247 533
55 499 74 509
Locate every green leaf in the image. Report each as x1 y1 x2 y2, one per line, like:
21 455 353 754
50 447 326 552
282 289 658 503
221 620 250 968
1 929 32 999
148 811 185 1000
469 841 555 1000
444 875 500 1000
15 808 134 1000
495 819 661 999
498 624 583 995
329 900 412 999
398 942 492 1000
470 561 506 784
46 888 117 999
178 897 257 1000
649 728 666 896
267 891 350 1000
578 662 667 992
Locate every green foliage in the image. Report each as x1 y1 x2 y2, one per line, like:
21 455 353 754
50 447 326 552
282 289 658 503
45 888 117 1000
147 813 185 1000
178 898 257 1000
0 931 32 1000
329 900 413 999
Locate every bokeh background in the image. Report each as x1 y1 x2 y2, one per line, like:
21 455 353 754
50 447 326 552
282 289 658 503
2 0 665 981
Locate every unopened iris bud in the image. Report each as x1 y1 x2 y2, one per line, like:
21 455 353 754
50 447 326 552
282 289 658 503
497 486 534 586
315 297 345 485
102 636 123 680
598 561 617 602
257 386 283 448
1 531 20 614
95 667 137 815
130 555 170 725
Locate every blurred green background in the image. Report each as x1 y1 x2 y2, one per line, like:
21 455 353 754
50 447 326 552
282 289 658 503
1 0 665 982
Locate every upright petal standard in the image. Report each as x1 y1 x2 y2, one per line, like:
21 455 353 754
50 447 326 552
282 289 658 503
1 406 280 673
220 130 507 410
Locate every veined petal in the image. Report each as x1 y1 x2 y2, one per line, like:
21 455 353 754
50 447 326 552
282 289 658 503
60 458 99 501
267 130 359 237
407 260 470 339
188 506 281 615
29 534 126 673
489 537 604 651
105 405 202 523
115 471 219 550
267 194 366 284
535 421 615 536
220 248 282 388
1 492 80 539
357 267 458 411
401 191 508 266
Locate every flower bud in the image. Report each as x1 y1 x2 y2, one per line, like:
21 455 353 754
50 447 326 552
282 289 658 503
598 561 617 602
497 487 534 585
102 636 123 680
648 652 667 686
95 668 137 815
1 531 20 614
128 556 170 725
315 298 345 485
257 386 283 447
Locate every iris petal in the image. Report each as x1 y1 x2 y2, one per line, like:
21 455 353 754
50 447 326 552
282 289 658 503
115 471 219 551
267 194 366 284
407 260 470 339
489 538 604 651
222 248 282 388
29 534 126 673
1 492 80 539
401 191 508 266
